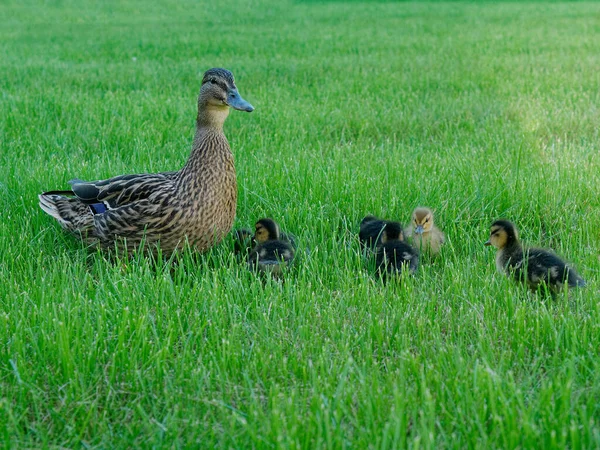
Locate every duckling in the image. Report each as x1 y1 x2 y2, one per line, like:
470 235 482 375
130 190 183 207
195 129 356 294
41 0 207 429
39 68 254 255
248 218 295 276
233 228 255 258
234 225 297 256
406 207 445 255
359 215 388 250
375 221 419 278
485 219 586 294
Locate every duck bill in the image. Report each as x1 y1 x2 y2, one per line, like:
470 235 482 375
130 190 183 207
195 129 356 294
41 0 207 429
484 240 491 246
414 226 424 234
227 89 254 112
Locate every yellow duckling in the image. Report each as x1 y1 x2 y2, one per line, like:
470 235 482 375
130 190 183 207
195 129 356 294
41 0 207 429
485 219 586 295
406 207 445 255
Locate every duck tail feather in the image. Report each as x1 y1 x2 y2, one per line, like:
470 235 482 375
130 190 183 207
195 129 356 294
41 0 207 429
38 193 95 235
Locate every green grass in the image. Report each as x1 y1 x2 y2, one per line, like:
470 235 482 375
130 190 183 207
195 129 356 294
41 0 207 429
1 0 600 447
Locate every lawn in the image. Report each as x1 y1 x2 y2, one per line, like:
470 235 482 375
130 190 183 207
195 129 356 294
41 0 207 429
1 0 599 447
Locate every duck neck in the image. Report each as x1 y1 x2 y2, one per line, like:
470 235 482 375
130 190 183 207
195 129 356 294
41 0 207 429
177 121 234 188
497 240 522 265
197 101 230 130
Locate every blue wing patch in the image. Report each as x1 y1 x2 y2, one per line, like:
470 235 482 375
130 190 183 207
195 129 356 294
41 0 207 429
90 203 107 214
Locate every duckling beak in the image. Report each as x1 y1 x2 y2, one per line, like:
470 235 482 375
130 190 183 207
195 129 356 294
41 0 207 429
227 89 254 112
414 225 424 234
484 239 491 246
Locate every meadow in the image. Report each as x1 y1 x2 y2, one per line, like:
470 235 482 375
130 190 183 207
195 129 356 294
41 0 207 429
1 0 600 447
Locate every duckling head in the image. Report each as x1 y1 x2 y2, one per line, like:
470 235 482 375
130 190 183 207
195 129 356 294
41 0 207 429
411 207 434 235
198 68 254 126
254 218 280 243
485 219 518 249
382 221 404 243
360 215 379 226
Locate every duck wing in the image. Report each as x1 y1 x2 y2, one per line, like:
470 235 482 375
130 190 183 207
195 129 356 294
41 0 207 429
39 172 180 245
68 171 178 208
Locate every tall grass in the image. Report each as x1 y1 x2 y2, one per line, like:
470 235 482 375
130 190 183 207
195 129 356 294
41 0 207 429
1 0 599 447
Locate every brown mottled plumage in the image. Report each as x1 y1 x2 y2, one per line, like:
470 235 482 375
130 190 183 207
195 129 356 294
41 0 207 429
39 68 254 255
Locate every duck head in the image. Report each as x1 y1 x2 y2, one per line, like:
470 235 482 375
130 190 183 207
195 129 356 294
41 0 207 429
382 221 404 243
198 68 254 126
411 207 434 235
254 218 280 243
485 219 518 249
360 215 379 226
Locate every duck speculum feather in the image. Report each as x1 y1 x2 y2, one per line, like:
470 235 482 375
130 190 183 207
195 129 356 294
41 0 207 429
39 68 254 255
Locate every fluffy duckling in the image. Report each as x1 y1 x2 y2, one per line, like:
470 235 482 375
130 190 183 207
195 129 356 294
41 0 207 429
485 219 586 294
248 218 295 276
375 221 419 278
359 215 388 250
406 207 445 255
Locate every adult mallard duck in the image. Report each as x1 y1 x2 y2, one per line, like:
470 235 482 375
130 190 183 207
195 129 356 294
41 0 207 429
39 68 254 255
406 207 445 255
248 218 295 276
485 219 586 295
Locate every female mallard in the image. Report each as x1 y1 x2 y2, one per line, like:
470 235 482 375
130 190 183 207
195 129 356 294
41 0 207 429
39 68 254 255
485 219 586 294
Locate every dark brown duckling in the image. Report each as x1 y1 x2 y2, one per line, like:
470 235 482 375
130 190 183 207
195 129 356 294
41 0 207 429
485 219 586 295
248 218 295 276
375 221 419 278
233 225 296 258
359 215 388 250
